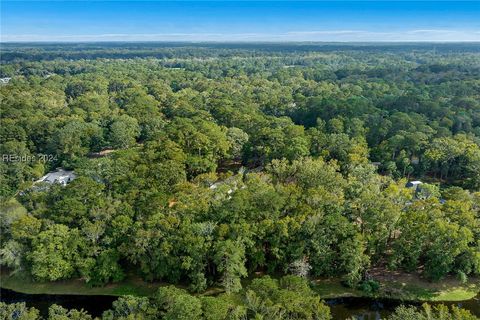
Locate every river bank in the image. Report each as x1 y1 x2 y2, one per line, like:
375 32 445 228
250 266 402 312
2 269 478 302
0 271 161 297
2 287 479 319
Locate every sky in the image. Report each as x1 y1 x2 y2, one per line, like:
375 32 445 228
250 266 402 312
1 1 480 42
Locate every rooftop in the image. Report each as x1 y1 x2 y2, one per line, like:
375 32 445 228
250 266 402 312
36 169 76 186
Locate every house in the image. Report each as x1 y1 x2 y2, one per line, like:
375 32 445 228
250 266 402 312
36 169 76 186
405 180 422 190
0 77 12 85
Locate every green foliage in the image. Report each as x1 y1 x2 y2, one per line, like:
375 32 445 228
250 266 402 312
0 240 25 273
244 276 331 320
213 240 248 293
227 127 249 160
1 276 478 319
387 303 478 320
55 120 103 162
0 302 40 320
83 249 125 286
391 199 476 280
108 115 140 149
359 279 380 295
102 296 156 320
48 304 93 320
1 44 479 307
155 286 203 320
29 224 82 281
200 295 246 320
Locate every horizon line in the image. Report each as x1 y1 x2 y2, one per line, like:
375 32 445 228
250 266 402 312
2 40 480 44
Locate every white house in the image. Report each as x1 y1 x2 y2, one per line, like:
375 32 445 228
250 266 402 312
36 169 76 186
405 180 422 190
0 77 12 85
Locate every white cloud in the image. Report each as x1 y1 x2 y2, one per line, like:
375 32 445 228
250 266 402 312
2 29 480 42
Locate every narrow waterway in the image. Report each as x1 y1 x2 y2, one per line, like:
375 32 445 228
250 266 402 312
1 288 479 319
326 295 480 320
0 288 116 318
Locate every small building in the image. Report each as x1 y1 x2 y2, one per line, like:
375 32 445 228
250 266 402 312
406 180 422 190
0 77 12 84
36 169 76 186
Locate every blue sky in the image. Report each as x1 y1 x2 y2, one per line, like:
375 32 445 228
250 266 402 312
2 1 480 42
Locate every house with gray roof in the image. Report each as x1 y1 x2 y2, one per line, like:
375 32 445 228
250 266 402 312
36 169 76 186
405 180 422 190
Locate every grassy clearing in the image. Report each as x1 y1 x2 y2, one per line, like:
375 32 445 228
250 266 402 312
312 278 364 299
373 269 480 302
381 279 480 302
0 270 225 298
312 271 480 302
314 279 480 301
0 271 161 297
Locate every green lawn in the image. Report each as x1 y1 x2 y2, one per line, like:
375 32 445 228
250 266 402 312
312 278 364 298
380 279 480 302
0 271 161 297
312 274 480 302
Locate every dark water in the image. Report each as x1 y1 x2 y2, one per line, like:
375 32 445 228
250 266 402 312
0 288 116 318
1 288 479 319
326 295 480 320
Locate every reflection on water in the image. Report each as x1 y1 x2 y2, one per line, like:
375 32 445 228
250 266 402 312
325 295 480 320
0 288 116 318
1 288 479 319
326 297 392 320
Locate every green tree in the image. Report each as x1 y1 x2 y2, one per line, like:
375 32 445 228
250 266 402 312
29 224 82 281
102 296 156 320
48 304 93 320
155 286 202 320
0 302 40 320
108 115 140 149
227 127 249 160
213 239 248 293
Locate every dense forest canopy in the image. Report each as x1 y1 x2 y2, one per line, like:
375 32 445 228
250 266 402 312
1 43 480 319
